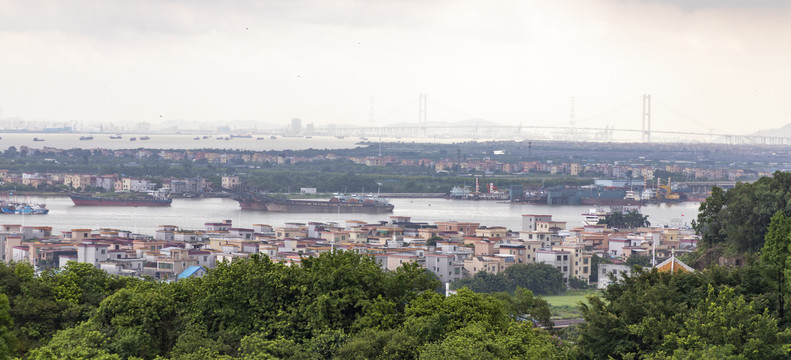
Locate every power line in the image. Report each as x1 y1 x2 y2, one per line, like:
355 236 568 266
653 100 712 131
575 96 643 124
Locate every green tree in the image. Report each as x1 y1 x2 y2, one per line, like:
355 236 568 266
404 288 509 344
693 185 727 248
657 286 791 360
760 211 791 321
419 321 566 359
25 322 120 360
503 263 566 295
0 294 16 360
334 328 420 360
492 287 553 329
600 210 650 228
93 284 179 359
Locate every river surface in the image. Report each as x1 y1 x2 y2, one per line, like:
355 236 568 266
0 133 452 151
8 196 700 235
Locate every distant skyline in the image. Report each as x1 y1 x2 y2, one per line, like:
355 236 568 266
1 0 790 136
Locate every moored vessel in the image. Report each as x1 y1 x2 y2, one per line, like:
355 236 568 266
70 193 172 207
234 192 394 213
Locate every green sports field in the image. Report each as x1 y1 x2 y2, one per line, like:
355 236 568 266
543 293 593 307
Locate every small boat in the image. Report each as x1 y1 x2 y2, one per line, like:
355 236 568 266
129 137 137 141
110 135 122 139
270 135 277 139
336 136 345 139
79 136 94 140
33 138 44 142
0 201 49 215
216 137 224 140
202 135 209 139
256 137 265 140
140 136 150 140
194 137 200 140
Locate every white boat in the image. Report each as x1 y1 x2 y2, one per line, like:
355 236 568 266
582 208 608 226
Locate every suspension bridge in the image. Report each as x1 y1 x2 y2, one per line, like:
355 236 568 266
305 95 788 145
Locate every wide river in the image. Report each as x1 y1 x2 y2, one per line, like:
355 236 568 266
8 196 700 235
0 133 444 151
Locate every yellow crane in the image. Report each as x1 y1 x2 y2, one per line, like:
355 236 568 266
656 177 680 201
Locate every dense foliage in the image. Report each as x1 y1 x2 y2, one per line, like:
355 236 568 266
1 252 569 359
450 263 567 295
599 210 651 228
693 171 791 253
576 265 789 359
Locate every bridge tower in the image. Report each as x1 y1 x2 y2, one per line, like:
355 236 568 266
419 94 427 137
642 94 651 142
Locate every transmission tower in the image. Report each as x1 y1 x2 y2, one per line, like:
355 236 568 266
419 94 427 137
642 94 651 142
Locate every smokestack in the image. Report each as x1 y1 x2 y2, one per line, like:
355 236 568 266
475 178 480 193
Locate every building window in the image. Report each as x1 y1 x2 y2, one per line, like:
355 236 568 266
563 266 568 272
583 266 588 273
584 258 589 265
563 255 568 261
556 255 562 261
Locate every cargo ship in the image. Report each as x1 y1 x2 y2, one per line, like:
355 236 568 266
69 193 172 207
233 192 394 213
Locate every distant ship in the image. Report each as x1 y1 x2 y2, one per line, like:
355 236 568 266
33 138 44 142
233 192 394 213
69 193 172 207
79 136 94 140
110 135 122 139
140 136 150 140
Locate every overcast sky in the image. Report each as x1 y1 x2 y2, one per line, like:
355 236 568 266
1 0 790 135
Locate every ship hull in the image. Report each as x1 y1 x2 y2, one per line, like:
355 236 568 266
238 199 394 213
70 195 172 207
580 198 644 206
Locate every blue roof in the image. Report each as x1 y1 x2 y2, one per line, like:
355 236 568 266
177 265 204 279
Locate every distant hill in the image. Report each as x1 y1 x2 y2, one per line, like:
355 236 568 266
753 123 791 137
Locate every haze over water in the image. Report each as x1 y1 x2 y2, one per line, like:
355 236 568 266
0 133 373 151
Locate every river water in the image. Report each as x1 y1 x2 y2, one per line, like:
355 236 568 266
0 133 701 234
0 133 446 151
8 196 700 235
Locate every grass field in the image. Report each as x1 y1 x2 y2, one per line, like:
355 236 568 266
544 293 596 319
543 293 592 307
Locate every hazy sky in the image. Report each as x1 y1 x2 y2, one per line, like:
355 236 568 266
1 0 790 135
